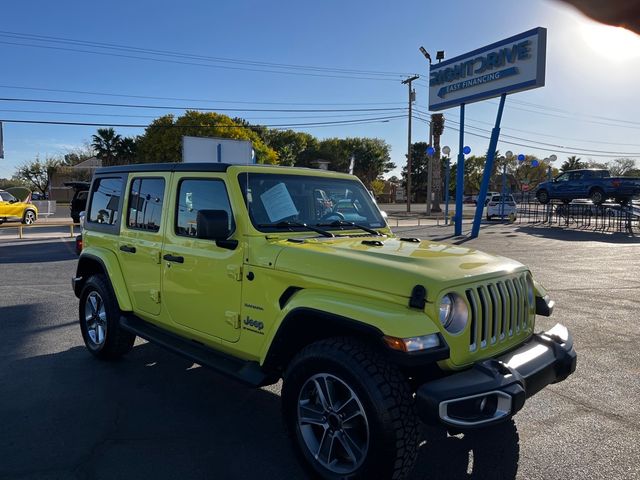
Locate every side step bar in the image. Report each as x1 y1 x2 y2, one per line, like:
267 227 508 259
120 315 272 387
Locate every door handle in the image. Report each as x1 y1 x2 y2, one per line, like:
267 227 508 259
163 254 184 264
119 245 136 254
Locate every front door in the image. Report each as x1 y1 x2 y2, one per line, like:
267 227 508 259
0 191 22 219
117 174 169 316
161 175 243 343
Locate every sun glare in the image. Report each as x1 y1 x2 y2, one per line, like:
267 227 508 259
580 22 640 62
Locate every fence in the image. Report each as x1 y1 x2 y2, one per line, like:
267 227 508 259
516 200 639 233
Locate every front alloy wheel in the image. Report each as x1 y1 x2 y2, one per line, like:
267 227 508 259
298 373 369 475
23 210 36 225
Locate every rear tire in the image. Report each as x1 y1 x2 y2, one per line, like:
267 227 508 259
590 188 605 205
536 190 549 204
282 337 419 480
79 274 135 360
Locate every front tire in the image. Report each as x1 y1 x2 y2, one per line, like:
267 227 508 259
282 338 419 480
79 275 135 360
22 209 36 225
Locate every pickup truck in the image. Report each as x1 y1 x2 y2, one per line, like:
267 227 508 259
536 169 640 205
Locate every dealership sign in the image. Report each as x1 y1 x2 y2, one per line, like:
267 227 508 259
429 27 547 111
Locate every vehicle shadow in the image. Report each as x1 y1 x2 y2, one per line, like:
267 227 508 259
0 238 77 264
1 338 519 480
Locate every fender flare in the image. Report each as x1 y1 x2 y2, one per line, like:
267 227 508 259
260 288 441 368
75 248 133 311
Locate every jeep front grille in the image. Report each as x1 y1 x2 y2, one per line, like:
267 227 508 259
465 275 532 352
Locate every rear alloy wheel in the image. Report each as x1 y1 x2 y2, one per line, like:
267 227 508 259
282 338 419 480
79 275 135 360
22 210 36 225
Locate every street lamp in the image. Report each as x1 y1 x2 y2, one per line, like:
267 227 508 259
442 146 451 224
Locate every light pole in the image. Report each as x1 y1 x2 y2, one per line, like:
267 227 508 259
442 145 451 224
402 75 420 212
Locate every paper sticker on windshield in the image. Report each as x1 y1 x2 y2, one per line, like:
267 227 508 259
260 183 298 222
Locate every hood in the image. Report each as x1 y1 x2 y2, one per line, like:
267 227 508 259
272 236 527 301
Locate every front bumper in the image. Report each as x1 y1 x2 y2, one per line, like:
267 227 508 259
416 323 577 429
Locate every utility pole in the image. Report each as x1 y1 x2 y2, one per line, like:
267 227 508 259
402 75 419 212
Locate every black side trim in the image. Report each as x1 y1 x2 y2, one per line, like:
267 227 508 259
73 253 109 297
120 315 274 387
399 237 421 242
279 286 302 309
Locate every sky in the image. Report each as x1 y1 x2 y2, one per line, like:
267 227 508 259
1 0 640 179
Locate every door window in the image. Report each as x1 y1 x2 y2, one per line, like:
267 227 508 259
88 178 122 225
175 179 235 238
127 178 165 232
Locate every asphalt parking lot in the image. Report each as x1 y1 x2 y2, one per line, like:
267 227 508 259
1 224 639 480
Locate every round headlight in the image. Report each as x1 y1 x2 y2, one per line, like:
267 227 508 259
439 294 453 328
439 292 469 334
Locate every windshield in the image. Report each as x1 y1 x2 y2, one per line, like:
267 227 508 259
238 172 386 232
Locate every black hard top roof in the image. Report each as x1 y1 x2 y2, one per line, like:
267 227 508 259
95 162 230 175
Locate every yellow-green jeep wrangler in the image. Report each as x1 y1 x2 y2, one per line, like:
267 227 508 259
72 163 576 479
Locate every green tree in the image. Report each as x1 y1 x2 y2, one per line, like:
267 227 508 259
262 129 316 166
370 178 385 199
136 111 277 164
92 128 122 167
14 156 60 196
401 142 429 200
560 155 584 172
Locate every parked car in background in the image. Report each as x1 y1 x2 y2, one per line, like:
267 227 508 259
65 181 90 223
0 189 38 225
486 194 517 220
536 169 640 205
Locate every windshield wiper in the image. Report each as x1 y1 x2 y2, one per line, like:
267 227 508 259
316 220 383 236
256 221 334 238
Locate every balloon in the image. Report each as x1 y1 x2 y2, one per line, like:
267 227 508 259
426 146 436 156
531 160 539 167
517 154 525 162
463 146 471 155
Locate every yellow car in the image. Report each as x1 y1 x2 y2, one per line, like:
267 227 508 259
0 189 38 225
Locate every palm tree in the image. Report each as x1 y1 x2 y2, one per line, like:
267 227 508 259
116 136 138 164
430 113 444 212
92 128 122 167
560 155 584 172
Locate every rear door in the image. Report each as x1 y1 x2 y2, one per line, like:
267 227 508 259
117 173 169 316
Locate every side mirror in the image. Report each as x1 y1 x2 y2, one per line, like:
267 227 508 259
196 209 237 250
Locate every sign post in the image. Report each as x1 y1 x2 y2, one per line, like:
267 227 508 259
428 27 547 237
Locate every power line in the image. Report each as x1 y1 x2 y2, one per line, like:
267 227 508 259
0 107 405 121
413 115 638 158
0 30 414 78
0 96 407 113
0 84 405 107
0 114 406 129
414 107 640 154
